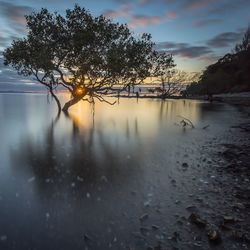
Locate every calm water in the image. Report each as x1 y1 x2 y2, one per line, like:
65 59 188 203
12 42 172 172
0 93 244 249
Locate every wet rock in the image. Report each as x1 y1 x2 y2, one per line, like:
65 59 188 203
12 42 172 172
208 229 221 244
0 235 7 241
140 227 150 236
169 231 181 242
171 179 176 185
153 243 162 250
77 176 84 182
186 205 198 213
231 231 250 242
152 225 160 230
189 213 207 228
223 216 235 223
100 175 108 183
219 223 232 231
132 231 145 239
144 200 151 207
84 234 92 242
139 213 148 222
233 202 245 209
28 176 35 183
182 162 189 168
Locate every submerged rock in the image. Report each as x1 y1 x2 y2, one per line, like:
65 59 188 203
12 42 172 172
208 229 221 243
189 213 207 228
223 216 235 223
139 213 149 222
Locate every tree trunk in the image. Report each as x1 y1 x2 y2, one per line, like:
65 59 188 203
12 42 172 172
62 96 82 113
49 88 61 115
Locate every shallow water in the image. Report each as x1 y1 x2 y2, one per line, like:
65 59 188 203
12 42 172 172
0 93 245 249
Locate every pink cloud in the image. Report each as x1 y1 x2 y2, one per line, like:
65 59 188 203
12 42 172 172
165 11 177 20
128 15 161 28
103 5 131 18
185 0 216 11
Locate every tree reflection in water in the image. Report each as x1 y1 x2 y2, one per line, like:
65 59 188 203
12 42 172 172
10 113 143 200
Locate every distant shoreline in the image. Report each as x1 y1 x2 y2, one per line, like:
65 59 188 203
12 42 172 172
1 90 250 106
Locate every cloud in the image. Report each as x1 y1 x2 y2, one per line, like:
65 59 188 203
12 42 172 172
183 0 217 11
165 11 177 21
207 31 244 48
0 1 33 34
103 5 131 18
209 0 250 15
0 32 19 48
128 15 161 28
0 56 41 91
193 19 222 27
156 41 212 58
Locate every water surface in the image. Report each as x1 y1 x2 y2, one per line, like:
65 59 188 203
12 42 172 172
0 93 244 249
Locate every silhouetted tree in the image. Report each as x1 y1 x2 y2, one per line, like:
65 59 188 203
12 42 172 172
3 5 162 113
234 26 250 53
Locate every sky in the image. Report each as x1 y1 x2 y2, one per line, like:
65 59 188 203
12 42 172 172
0 0 249 91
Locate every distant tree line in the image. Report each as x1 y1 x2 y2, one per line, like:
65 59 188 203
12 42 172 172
186 26 250 96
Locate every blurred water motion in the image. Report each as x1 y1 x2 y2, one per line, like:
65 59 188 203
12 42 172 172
0 93 240 250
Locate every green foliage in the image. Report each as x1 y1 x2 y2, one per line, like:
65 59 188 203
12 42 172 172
186 26 250 95
3 5 164 111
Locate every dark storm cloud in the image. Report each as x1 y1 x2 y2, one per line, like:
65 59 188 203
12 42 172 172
207 31 244 48
156 42 212 58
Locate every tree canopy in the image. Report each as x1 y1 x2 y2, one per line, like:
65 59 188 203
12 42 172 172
4 5 168 113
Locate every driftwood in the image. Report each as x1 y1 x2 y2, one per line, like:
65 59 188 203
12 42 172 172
177 115 195 128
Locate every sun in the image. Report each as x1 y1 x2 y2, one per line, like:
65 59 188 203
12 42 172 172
74 86 86 97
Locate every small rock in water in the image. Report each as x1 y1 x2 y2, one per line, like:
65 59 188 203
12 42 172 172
77 176 84 182
223 216 235 223
208 230 221 243
234 202 245 209
186 205 198 213
189 213 207 228
100 176 108 183
84 234 92 242
231 230 250 242
152 225 159 230
0 235 7 241
140 227 150 236
139 213 148 222
143 200 151 207
28 176 35 183
182 163 189 168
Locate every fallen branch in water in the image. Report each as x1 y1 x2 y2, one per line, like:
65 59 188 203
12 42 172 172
177 115 195 128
